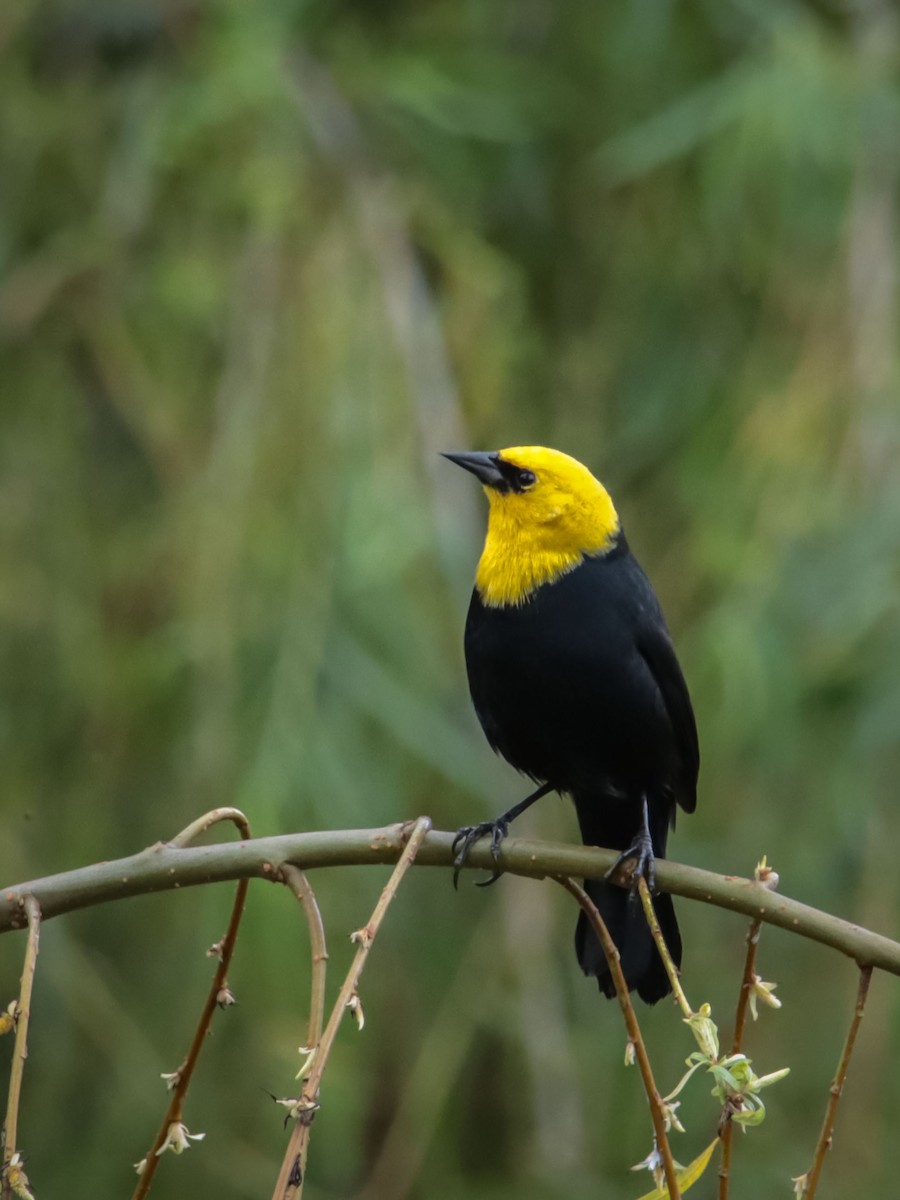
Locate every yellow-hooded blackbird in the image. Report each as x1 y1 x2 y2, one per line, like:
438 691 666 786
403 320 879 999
444 445 698 1004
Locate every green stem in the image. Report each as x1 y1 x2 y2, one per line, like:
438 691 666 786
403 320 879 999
637 878 693 1018
271 867 328 1200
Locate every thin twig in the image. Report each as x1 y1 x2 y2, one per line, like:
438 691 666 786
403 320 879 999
272 866 328 1199
794 965 874 1199
1 896 41 1200
731 919 763 1057
557 878 681 1200
718 859 780 1198
272 817 432 1200
637 878 692 1018
131 809 252 1199
280 866 328 1071
717 916 762 1200
3 829 900 975
168 807 252 849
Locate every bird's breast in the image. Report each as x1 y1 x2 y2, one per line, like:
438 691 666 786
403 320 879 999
464 554 677 795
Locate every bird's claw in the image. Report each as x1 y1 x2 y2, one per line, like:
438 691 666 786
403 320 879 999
452 820 509 888
605 834 656 895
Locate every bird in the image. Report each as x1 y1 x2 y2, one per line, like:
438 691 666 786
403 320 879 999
443 445 698 1003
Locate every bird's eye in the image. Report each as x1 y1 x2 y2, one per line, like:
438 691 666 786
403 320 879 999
517 469 536 489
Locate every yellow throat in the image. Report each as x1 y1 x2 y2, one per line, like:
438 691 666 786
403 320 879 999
475 446 620 607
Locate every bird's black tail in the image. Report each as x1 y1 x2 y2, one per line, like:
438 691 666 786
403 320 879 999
572 793 681 1005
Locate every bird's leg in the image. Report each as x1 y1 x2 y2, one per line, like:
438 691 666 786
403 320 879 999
452 781 554 888
604 795 656 893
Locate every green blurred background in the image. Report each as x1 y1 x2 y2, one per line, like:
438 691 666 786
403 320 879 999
3 1 900 1196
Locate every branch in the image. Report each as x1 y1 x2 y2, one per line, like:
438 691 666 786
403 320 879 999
717 913 762 1200
272 818 432 1199
131 809 251 1196
558 878 681 1199
1 896 40 1200
638 878 692 1018
2 828 900 975
718 858 780 1199
271 865 328 1198
793 965 874 1198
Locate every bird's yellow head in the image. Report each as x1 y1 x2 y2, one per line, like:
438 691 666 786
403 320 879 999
444 445 620 607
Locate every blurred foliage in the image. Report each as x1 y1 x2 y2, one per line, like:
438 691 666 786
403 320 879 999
3 0 900 1196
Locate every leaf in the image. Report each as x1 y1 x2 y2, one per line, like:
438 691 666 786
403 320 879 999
732 1101 768 1128
635 1139 720 1200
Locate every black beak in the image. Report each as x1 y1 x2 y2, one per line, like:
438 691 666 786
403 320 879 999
441 450 504 489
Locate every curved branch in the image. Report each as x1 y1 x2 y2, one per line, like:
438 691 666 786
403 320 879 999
131 808 251 1195
1 895 40 1200
2 827 900 975
272 865 328 1198
273 818 432 1199
558 878 681 1198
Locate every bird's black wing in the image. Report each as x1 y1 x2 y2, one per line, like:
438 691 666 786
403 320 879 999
636 623 699 813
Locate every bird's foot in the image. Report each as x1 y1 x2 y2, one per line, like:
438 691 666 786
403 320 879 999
604 830 656 894
451 819 509 889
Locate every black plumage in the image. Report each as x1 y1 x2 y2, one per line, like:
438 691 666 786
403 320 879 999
463 536 698 1004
